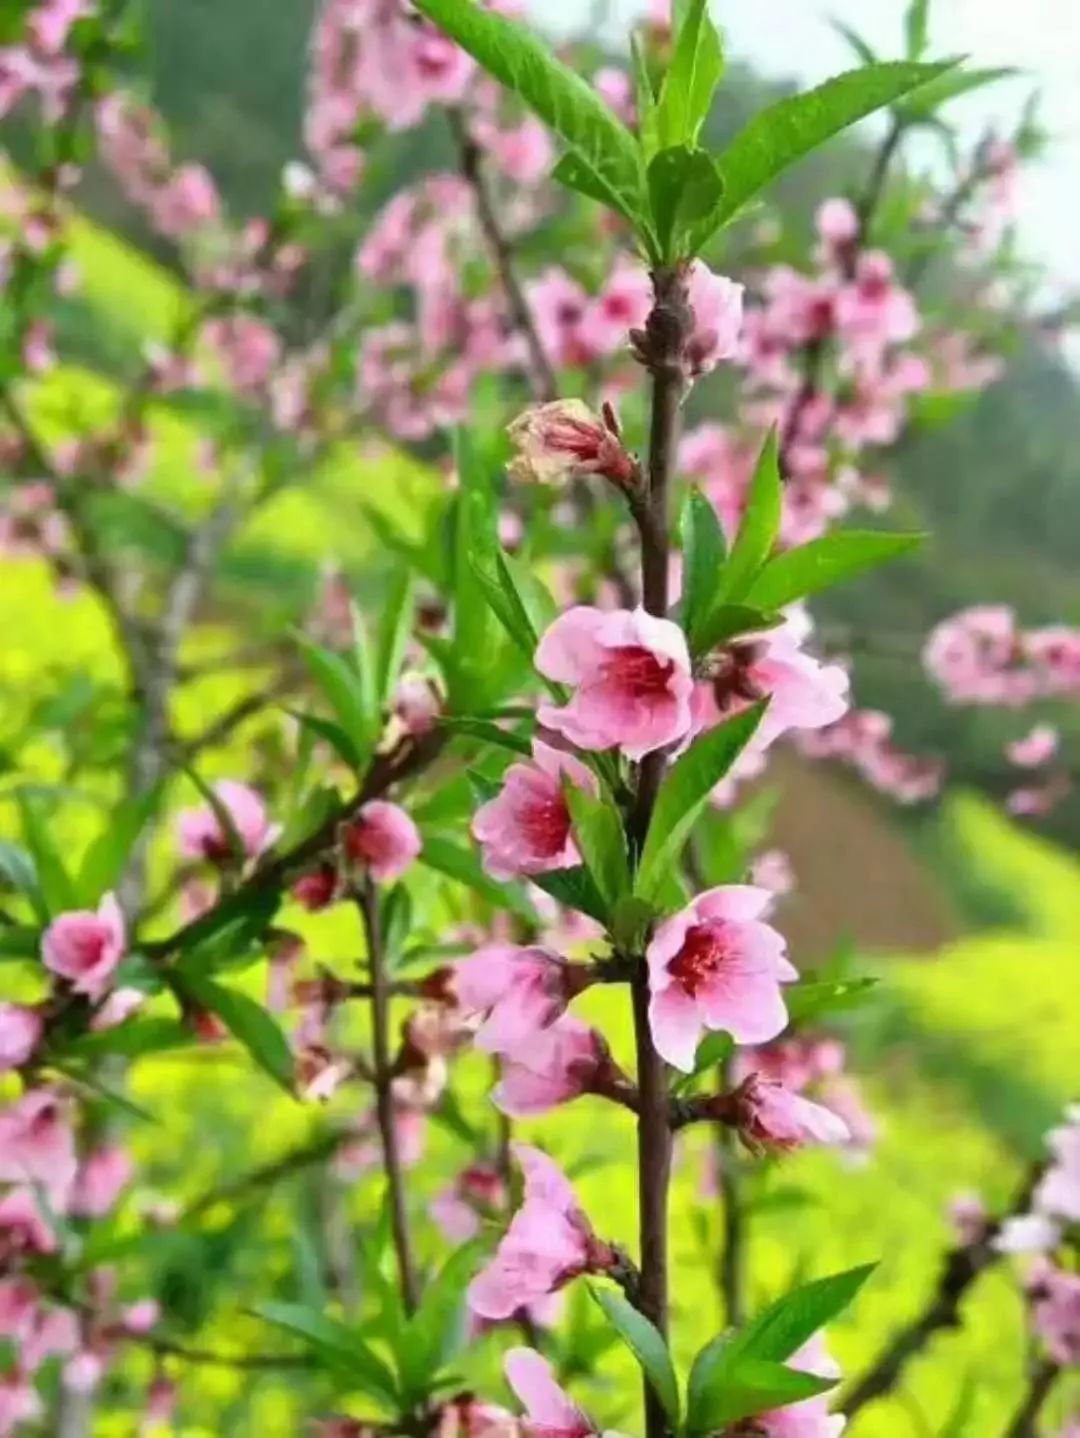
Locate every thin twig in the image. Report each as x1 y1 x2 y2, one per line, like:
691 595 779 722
1001 1359 1059 1438
451 110 558 404
842 1164 1045 1418
357 877 420 1313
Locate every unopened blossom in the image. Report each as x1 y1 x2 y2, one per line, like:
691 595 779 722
1006 724 1059 768
536 606 693 759
693 616 850 750
834 250 919 356
685 262 745 378
393 672 441 735
0 1004 42 1070
451 944 589 1054
751 850 795 897
342 800 421 883
90 986 145 1031
504 1348 601 1438
507 400 636 488
816 197 859 253
42 893 125 1000
948 1192 989 1247
291 863 339 912
177 780 280 864
647 885 796 1071
430 1164 505 1242
468 1145 615 1319
0 1089 76 1199
723 1074 850 1154
472 739 597 881
493 1016 627 1117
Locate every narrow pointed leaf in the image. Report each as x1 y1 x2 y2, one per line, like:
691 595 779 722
590 1284 681 1427
745 530 924 609
718 427 781 604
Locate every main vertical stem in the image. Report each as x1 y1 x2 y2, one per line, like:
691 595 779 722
358 880 419 1314
629 266 691 1438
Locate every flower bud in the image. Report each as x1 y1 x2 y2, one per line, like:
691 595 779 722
507 400 636 488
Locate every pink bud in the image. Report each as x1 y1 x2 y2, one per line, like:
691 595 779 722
42 893 126 1000
342 800 421 883
507 399 636 488
0 1004 42 1071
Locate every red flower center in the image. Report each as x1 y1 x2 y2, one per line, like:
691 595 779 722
520 789 571 857
603 645 673 700
669 922 731 996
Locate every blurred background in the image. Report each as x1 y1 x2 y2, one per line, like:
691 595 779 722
1 1 1078 1433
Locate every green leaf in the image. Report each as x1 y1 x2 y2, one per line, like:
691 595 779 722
647 145 725 260
439 716 534 757
733 1264 877 1364
375 566 416 706
630 33 660 160
296 636 375 766
563 785 630 914
17 792 77 915
687 1349 836 1430
704 60 958 234
253 1302 399 1408
785 977 879 1025
904 0 930 59
64 1019 193 1061
680 487 727 647
690 604 784 658
938 1371 978 1437
419 835 534 920
174 973 294 1092
0 840 46 923
397 1242 484 1402
590 1284 681 1427
896 65 1015 120
288 709 365 770
531 864 609 924
551 153 652 237
745 530 924 609
635 704 766 904
656 0 724 150
830 19 879 67
718 428 781 604
77 786 162 905
412 0 647 230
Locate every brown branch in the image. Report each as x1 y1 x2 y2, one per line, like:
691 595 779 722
842 1163 1045 1419
140 727 447 962
451 110 558 404
1001 1359 1059 1438
626 265 693 1438
356 877 419 1313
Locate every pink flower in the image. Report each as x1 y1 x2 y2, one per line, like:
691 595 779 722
68 1146 133 1218
1006 724 1059 768
472 739 598 881
1035 1114 1080 1223
536 606 693 759
692 618 850 751
90 986 145 1031
816 197 859 250
947 1192 989 1247
393 673 441 735
177 780 280 864
526 268 595 369
580 254 652 354
149 162 220 238
451 944 587 1054
493 1016 626 1117
468 1145 614 1320
342 800 421 883
0 1374 41 1434
504 1348 599 1438
725 1075 850 1154
430 1164 505 1242
0 1189 57 1257
685 262 744 378
1032 1266 1080 1366
507 400 636 488
0 1004 42 1071
0 1089 77 1200
647 886 797 1071
994 1214 1061 1255
42 893 125 1000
